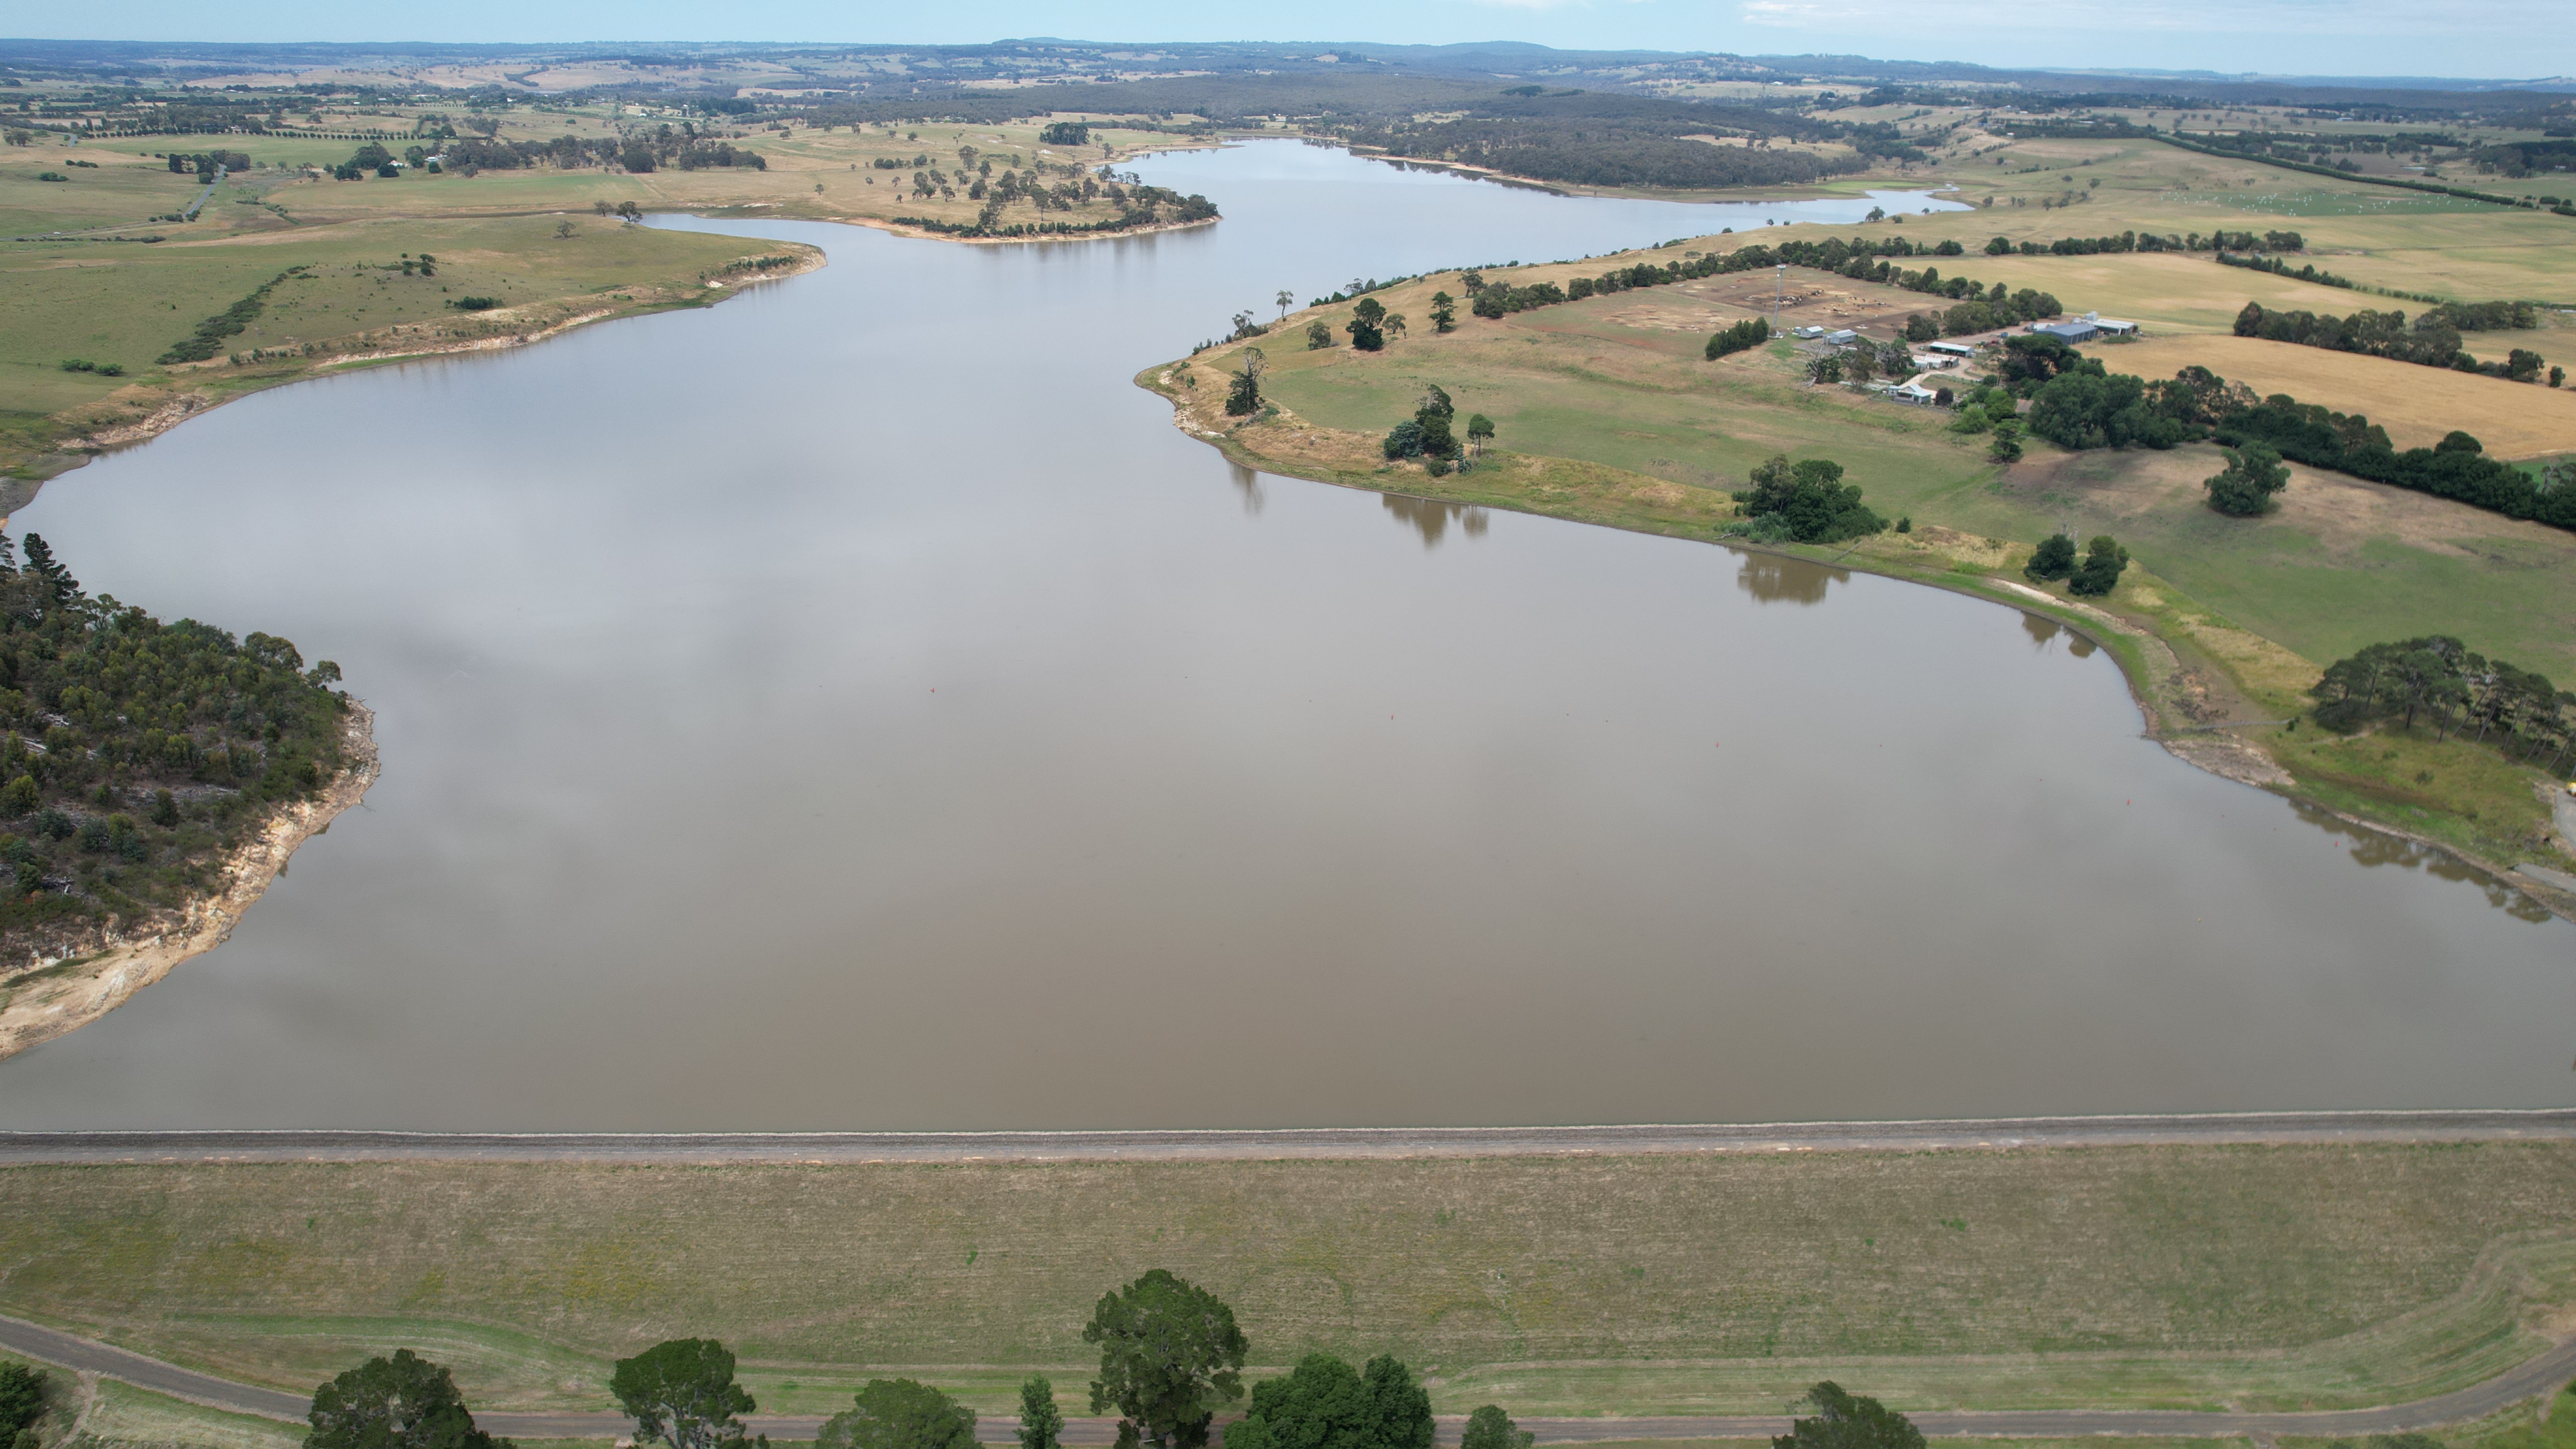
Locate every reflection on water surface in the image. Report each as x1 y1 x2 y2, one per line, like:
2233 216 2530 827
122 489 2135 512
0 141 2564 1129
1735 553 1849 606
2021 613 2099 659
1382 494 1490 550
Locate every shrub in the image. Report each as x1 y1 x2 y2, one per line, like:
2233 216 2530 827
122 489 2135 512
2025 532 2076 580
1705 317 1771 360
1737 455 1884 543
2066 535 2129 596
2203 443 2290 516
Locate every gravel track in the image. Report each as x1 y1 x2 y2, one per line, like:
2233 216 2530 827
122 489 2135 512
3 1313 2570 1444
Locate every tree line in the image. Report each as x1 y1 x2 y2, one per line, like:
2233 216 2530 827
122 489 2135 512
1982 229 2301 256
1447 244 2069 332
288 1273 1928 1449
1995 342 2576 531
2216 403 2574 528
331 125 773 177
2310 636 2574 765
2233 301 2554 383
2212 251 2363 291
163 149 252 177
2156 132 2541 211
159 266 307 365
0 535 349 942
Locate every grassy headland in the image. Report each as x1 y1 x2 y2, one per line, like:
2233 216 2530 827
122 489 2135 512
0 105 1206 477
1149 132 2576 889
1 1144 2573 1420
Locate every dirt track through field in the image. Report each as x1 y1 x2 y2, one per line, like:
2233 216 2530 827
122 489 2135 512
2 1312 2570 1444
3 1111 2573 1166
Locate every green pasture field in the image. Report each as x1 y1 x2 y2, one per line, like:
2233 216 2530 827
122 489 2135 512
0 214 787 471
1255 269 2576 683
0 213 746 378
0 139 233 237
2 1144 2572 1420
0 98 1212 472
1214 149 2576 864
1803 136 2576 307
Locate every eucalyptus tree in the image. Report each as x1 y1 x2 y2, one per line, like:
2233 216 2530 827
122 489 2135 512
1083 1270 1248 1449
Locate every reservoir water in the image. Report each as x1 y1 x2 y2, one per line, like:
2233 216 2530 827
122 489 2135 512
0 141 2567 1128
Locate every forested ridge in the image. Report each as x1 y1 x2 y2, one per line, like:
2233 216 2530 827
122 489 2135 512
0 536 351 946
1326 93 1863 190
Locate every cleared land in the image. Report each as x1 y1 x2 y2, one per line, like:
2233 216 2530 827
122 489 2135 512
1228 264 2576 673
3 1143 2574 1420
0 105 1194 475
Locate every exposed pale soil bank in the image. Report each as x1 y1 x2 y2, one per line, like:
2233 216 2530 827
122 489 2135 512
0 702 378 1062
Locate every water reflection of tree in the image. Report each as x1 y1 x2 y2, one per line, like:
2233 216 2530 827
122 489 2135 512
2020 613 2097 658
2288 801 2553 922
1227 462 1266 515
1734 553 1846 606
1381 493 1487 549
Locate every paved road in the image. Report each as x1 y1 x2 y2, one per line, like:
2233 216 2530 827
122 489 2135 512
4 1111 2575 1167
5 1314 2570 1443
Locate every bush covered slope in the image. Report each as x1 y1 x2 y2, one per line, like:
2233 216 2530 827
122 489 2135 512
0 534 349 942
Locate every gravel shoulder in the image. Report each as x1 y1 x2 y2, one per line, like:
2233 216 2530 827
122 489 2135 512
3 1313 2569 1443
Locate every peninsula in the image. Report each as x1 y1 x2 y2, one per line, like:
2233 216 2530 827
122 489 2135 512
1145 115 2576 903
0 535 370 1059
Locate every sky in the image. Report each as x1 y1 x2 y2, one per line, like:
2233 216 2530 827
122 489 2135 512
16 0 2575 82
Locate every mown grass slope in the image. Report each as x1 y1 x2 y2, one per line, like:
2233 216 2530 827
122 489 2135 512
4 1145 2573 1417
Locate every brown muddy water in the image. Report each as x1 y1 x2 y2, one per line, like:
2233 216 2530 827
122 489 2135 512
0 142 2565 1128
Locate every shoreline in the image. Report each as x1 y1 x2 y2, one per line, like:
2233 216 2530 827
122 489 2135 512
1336 148 1889 206
851 210 1219 247
4 1109 2573 1164
1138 362 2576 925
14 243 828 489
0 701 379 1063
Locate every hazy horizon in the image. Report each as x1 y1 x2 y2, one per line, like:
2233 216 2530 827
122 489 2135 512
5 5 2569 86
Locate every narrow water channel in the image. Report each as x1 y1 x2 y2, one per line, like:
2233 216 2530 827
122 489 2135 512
0 141 2564 1128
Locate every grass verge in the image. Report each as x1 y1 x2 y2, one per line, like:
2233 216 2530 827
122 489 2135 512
3 1145 2574 1418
